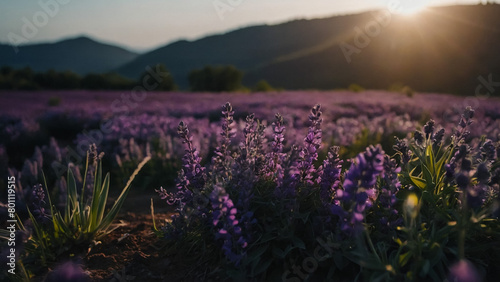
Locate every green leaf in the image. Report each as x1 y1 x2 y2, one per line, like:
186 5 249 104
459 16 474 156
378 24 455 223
296 211 311 223
272 245 293 259
89 159 103 229
252 258 273 276
333 252 345 269
66 168 78 223
42 171 56 220
291 236 306 249
97 156 150 233
79 151 90 212
247 244 269 263
259 233 277 244
399 252 411 267
421 164 434 192
410 175 426 190
421 260 431 276
425 145 435 175
95 173 110 227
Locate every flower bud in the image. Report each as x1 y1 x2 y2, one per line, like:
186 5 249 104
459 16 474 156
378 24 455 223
404 194 419 219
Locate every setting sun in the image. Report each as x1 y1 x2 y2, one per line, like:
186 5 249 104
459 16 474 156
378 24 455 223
397 0 430 15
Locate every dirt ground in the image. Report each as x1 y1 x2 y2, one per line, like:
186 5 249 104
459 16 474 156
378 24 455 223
85 212 168 281
83 191 174 281
74 187 226 282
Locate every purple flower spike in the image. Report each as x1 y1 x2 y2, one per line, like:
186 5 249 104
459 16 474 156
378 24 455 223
159 120 208 217
334 145 385 235
379 156 401 209
318 146 343 205
393 137 411 165
177 121 207 190
209 185 248 265
212 102 236 182
296 104 323 186
266 113 287 193
454 107 474 141
32 184 50 223
423 119 435 139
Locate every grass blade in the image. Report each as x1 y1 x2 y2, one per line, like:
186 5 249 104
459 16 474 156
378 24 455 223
97 156 151 232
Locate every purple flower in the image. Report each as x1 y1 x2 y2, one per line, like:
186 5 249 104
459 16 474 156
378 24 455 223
235 112 266 175
377 156 403 230
277 145 300 200
333 145 385 235
393 137 411 165
455 107 474 141
423 119 435 139
211 102 236 182
433 128 445 147
296 104 323 186
209 185 247 265
479 140 496 162
476 163 490 184
318 146 343 205
45 261 90 282
379 156 401 210
177 121 207 190
414 131 424 145
418 119 445 148
32 184 50 223
266 113 287 189
467 184 487 209
158 120 209 219
444 140 492 209
448 259 481 282
155 186 177 205
445 145 470 181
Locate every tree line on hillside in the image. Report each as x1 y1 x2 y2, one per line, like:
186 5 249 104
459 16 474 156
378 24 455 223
0 66 174 91
0 65 279 92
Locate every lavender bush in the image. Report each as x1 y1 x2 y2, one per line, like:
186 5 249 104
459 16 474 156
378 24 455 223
155 103 500 281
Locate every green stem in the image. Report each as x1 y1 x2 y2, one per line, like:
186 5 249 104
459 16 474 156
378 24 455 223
459 228 465 259
459 190 467 260
365 229 381 263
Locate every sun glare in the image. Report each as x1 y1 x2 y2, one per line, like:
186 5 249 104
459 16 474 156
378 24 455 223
397 0 430 15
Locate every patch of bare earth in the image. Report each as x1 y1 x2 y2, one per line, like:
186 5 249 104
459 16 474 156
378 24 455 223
83 191 181 281
84 212 171 281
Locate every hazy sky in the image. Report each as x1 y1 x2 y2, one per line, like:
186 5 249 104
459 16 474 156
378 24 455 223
0 0 485 52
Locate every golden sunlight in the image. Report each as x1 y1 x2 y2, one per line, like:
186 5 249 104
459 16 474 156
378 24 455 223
397 0 430 15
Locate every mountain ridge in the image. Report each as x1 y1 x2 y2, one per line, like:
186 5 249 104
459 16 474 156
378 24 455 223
115 4 500 94
1 4 499 95
0 35 138 75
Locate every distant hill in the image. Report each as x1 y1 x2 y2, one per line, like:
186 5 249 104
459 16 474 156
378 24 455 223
0 36 138 75
116 4 500 95
1 5 498 95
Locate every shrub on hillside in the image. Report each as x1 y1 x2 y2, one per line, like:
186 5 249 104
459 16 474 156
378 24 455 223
138 64 177 91
253 80 278 92
348 83 365 92
188 65 243 92
81 73 135 90
389 82 415 97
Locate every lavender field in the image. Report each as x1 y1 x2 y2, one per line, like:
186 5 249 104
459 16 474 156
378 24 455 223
1 90 500 281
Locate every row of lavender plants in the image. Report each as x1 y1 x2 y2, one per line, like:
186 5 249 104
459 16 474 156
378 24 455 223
154 103 500 281
1 92 500 280
2 93 500 203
